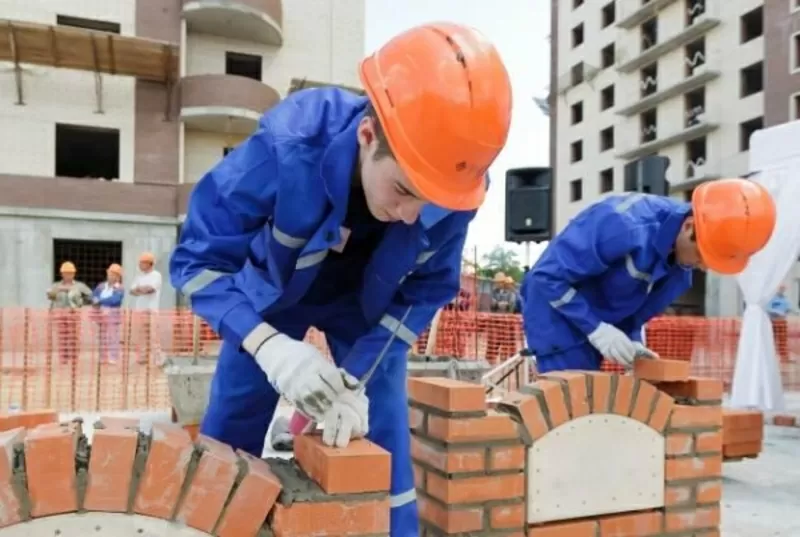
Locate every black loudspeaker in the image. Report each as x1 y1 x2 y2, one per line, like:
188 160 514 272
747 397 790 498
623 155 671 196
505 167 552 243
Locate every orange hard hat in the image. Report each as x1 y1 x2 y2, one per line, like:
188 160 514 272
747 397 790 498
60 261 76 274
691 178 776 275
139 252 155 264
107 264 123 276
359 22 512 211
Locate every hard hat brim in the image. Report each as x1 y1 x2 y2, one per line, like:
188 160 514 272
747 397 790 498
696 237 748 275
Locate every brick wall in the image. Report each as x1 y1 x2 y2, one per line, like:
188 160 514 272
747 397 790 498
0 414 392 536
409 363 724 536
0 363 724 536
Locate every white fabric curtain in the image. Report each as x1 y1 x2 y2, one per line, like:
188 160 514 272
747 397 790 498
731 125 800 410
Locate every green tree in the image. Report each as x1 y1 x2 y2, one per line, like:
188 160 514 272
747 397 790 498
477 246 523 282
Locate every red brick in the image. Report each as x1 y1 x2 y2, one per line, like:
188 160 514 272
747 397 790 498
647 392 675 432
409 407 426 432
133 422 193 519
25 422 79 517
407 378 486 413
697 480 722 503
612 375 635 415
418 496 483 533
634 358 690 382
657 377 723 401
498 391 549 440
411 436 484 473
666 433 693 456
426 472 524 504
696 431 723 453
0 428 25 527
665 484 693 506
176 435 239 532
585 372 613 413
773 415 797 427
427 412 519 443
270 498 390 537
599 510 663 536
216 450 282 537
528 520 598 537
723 409 763 430
529 380 570 427
0 410 58 433
670 405 723 429
540 371 590 417
83 418 139 512
723 441 762 458
630 380 658 423
294 434 390 494
666 456 723 481
665 506 721 532
490 503 525 529
489 445 525 471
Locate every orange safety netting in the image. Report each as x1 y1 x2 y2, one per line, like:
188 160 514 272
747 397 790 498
0 308 797 413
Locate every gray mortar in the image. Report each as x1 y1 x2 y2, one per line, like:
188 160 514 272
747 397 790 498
264 457 387 506
170 443 206 521
126 430 152 514
74 430 90 511
210 453 249 535
10 442 30 521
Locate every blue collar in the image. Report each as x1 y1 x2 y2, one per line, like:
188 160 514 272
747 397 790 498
654 202 692 259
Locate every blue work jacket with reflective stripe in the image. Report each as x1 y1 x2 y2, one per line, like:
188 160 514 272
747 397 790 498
521 193 693 356
170 87 476 379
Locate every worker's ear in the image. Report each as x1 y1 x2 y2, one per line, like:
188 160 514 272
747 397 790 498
684 215 696 242
357 116 379 150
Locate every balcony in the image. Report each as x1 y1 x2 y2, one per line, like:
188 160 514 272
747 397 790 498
179 74 280 134
617 0 680 30
670 154 749 194
617 111 719 161
616 6 721 74
617 63 720 117
182 0 282 46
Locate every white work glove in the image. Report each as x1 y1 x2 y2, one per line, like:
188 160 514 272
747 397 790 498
633 342 660 360
254 334 347 422
321 377 369 448
587 322 639 368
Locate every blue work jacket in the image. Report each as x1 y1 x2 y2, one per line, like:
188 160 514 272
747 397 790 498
521 193 693 356
170 88 476 379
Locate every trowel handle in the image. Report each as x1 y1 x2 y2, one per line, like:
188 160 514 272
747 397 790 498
288 411 314 435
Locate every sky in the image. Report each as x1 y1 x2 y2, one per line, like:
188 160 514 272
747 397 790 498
364 0 552 267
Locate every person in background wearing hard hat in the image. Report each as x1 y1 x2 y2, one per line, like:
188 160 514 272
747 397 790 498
521 179 776 373
130 252 163 365
91 264 125 364
47 262 93 364
170 22 512 536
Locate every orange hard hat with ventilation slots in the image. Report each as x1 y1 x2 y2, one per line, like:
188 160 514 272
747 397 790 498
360 22 513 211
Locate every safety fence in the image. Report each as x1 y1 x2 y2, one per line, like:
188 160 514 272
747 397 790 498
0 308 797 413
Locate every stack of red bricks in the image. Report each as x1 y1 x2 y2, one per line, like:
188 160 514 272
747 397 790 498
722 409 764 460
0 411 393 536
409 359 723 536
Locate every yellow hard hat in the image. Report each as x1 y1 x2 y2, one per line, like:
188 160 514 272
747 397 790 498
60 261 76 274
493 272 507 283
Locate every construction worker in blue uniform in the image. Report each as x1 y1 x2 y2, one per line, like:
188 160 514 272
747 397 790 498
170 23 512 536
521 180 776 373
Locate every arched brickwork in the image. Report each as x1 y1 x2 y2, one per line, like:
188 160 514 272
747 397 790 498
0 415 392 536
409 364 724 536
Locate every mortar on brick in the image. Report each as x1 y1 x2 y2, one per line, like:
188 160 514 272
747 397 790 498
126 430 152 514
209 454 249 535
170 442 206 521
265 457 387 506
9 443 30 522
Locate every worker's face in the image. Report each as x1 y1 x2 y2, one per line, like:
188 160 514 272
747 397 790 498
139 261 152 272
107 271 120 284
357 117 426 224
674 217 706 271
61 271 75 283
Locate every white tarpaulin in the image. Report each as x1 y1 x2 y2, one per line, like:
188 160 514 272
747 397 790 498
730 121 800 410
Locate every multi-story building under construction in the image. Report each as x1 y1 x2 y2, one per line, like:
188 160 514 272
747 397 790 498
549 0 800 316
0 0 364 307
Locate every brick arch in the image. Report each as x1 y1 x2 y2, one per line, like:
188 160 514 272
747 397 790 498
408 363 724 536
0 415 394 536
